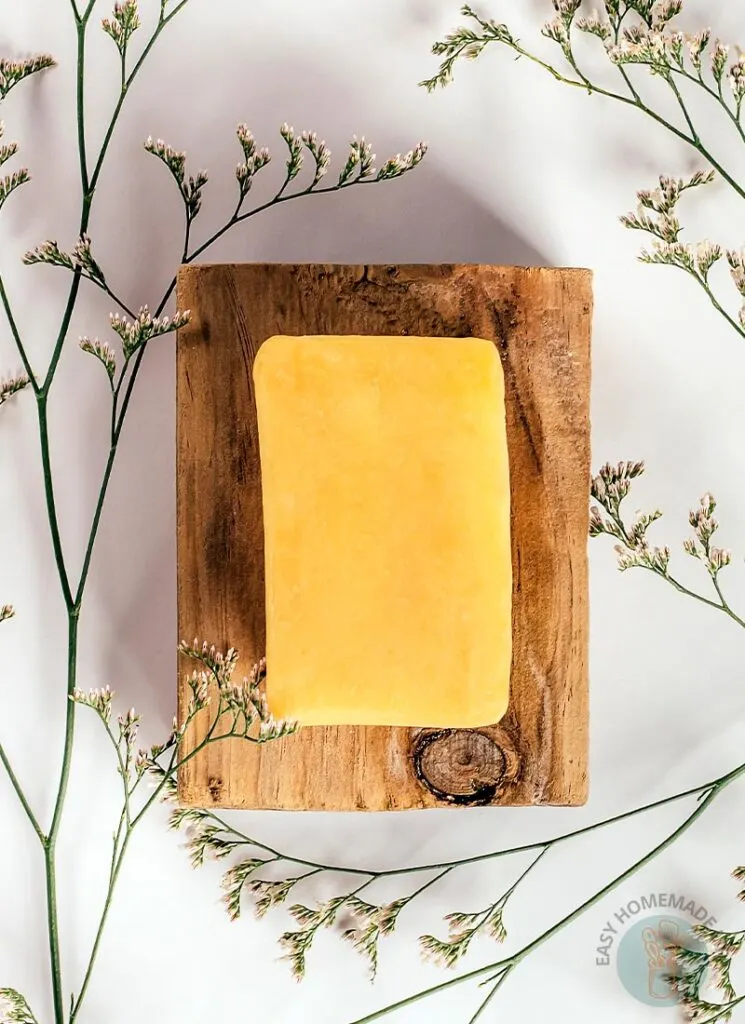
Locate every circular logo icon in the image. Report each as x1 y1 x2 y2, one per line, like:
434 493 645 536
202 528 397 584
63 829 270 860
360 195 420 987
616 915 702 1007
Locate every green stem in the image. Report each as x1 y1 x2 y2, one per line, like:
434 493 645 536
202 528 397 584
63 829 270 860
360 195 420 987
666 73 700 144
697 276 745 342
0 275 38 391
44 611 80 1024
349 759 745 1023
0 740 45 844
74 445 117 606
466 967 513 1024
663 571 745 629
37 398 75 610
405 866 452 901
74 19 89 196
69 828 132 1023
201 770 719 880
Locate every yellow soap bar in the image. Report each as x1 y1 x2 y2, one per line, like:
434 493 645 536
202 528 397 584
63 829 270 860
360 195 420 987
253 335 512 728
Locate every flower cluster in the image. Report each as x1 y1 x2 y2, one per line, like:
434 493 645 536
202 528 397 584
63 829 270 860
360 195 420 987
80 338 117 385
735 866 745 903
279 123 304 183
617 171 745 330
684 494 732 578
589 461 672 574
102 1 141 57
668 893 745 1022
0 376 29 409
0 122 18 169
0 55 55 100
376 142 428 181
249 877 302 919
71 686 115 725
145 136 209 222
23 235 106 288
607 24 745 108
0 169 29 214
421 5 515 92
178 639 297 743
338 136 376 186
342 897 409 979
235 124 271 199
108 306 190 360
420 898 507 969
301 131 331 189
280 895 351 980
0 605 14 623
220 858 267 918
0 989 37 1024
621 171 713 246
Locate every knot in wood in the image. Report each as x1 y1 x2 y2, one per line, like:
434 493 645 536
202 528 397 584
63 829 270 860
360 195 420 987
413 729 516 806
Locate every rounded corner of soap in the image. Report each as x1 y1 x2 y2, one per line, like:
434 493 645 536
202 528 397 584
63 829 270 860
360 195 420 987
253 334 289 381
469 335 502 366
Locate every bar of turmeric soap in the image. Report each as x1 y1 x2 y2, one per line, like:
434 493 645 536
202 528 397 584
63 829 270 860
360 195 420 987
253 335 511 727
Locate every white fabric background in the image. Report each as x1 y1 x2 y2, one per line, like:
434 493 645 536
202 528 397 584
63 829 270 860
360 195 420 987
1 2 744 1021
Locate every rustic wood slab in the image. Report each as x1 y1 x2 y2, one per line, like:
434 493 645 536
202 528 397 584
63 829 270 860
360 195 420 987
176 264 592 810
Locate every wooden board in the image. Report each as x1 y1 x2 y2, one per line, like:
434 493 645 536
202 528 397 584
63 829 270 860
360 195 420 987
176 264 592 811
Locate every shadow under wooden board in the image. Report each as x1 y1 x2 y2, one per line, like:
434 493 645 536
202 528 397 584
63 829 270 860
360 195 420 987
176 263 592 811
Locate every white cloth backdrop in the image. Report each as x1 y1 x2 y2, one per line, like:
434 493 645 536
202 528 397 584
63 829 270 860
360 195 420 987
1 1 743 1021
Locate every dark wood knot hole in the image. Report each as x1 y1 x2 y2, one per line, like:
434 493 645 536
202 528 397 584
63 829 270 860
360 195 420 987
413 729 515 806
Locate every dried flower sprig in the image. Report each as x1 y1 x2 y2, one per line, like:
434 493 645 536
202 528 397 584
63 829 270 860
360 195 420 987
281 891 369 980
177 639 298 743
109 306 191 361
342 897 410 980
0 55 55 100
0 990 38 1024
301 131 331 190
102 1 141 58
23 236 106 289
235 124 272 199
338 135 375 185
666 869 745 1022
0 4 426 1022
169 753 745 1009
279 123 304 184
0 122 17 169
590 462 744 627
344 760 745 1022
79 339 117 386
145 136 208 225
66 643 290 1017
419 850 546 970
0 605 14 623
0 375 29 409
423 3 745 239
0 169 29 214
618 171 745 339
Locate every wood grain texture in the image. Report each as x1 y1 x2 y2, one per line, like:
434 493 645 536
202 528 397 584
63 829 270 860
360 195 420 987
176 263 592 811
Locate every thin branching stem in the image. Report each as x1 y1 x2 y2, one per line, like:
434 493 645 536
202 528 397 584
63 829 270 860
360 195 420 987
466 966 513 1024
195 761 735 879
698 277 745 341
350 759 745 1023
0 276 38 391
0 740 45 844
